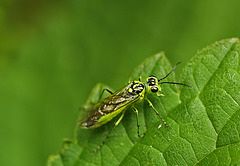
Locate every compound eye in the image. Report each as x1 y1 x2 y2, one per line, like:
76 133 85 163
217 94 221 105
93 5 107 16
151 86 158 93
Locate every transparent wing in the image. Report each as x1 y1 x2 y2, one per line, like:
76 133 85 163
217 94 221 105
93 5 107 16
78 82 140 128
78 83 111 124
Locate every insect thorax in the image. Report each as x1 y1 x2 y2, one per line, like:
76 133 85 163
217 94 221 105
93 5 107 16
127 81 145 103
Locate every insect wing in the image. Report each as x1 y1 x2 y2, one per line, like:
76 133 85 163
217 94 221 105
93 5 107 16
79 83 140 129
78 83 110 127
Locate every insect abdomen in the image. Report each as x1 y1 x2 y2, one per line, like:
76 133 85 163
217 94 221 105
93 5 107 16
81 105 127 129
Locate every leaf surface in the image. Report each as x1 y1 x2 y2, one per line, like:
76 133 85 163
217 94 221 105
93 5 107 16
48 38 240 166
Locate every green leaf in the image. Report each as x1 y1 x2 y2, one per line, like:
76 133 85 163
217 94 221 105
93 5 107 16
48 38 240 166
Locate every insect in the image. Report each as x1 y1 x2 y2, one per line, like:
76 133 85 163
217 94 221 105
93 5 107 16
79 62 191 152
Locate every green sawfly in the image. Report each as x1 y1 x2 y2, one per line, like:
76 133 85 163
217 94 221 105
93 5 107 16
78 62 191 152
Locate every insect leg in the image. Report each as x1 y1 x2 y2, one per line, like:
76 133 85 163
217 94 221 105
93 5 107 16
94 110 126 153
99 88 113 100
145 98 169 128
132 106 144 137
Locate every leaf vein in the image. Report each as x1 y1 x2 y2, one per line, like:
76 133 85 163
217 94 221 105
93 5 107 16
199 40 237 95
104 144 120 164
198 97 217 134
216 107 240 147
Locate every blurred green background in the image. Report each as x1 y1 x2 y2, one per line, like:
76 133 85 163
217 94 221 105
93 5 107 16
1 0 240 166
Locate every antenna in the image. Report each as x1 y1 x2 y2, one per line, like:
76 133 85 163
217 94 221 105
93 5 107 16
159 82 192 88
158 62 192 88
158 62 181 81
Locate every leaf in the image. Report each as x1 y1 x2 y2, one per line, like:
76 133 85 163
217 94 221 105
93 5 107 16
48 38 240 166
